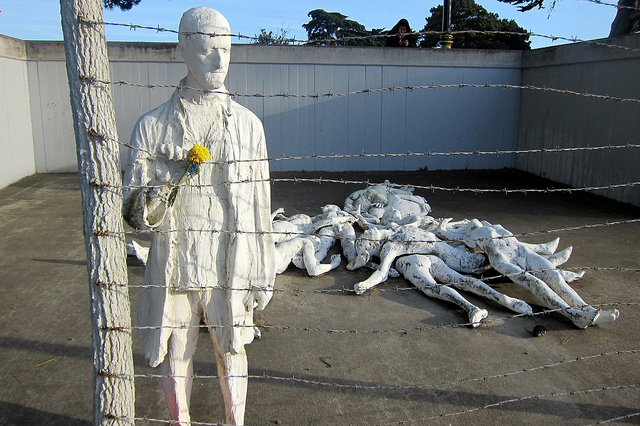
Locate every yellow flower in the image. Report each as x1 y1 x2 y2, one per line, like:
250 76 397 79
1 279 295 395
186 143 210 165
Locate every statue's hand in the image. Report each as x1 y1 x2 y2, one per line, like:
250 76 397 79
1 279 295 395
158 144 188 162
243 287 272 311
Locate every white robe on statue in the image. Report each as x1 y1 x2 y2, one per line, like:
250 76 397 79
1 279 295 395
123 84 275 367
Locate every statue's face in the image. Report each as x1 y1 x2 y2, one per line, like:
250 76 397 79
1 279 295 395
179 17 231 91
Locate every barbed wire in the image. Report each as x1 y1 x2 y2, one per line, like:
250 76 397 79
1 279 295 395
586 411 640 425
79 17 640 54
378 383 640 425
99 301 638 335
103 349 638 389
580 0 640 11
82 76 640 104
93 172 640 198
115 267 640 293
117 217 640 243
94 130 640 165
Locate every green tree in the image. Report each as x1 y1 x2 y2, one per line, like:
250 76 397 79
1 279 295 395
102 0 141 10
253 27 291 45
420 0 531 49
302 9 384 46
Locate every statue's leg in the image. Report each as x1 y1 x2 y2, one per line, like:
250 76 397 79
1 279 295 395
212 344 248 426
201 291 249 425
301 238 340 276
510 270 618 328
354 244 401 294
159 349 195 425
275 238 306 274
158 293 201 425
396 255 487 327
334 223 357 263
434 243 488 274
429 257 532 315
541 246 572 266
530 268 619 326
520 237 560 255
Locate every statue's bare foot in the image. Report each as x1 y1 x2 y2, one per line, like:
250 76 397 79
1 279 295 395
507 298 533 315
592 309 619 326
469 307 488 327
329 254 342 269
567 308 618 329
354 282 370 295
560 270 585 282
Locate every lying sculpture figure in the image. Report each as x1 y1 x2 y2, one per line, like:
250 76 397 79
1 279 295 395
396 254 533 326
436 218 619 328
344 180 431 227
348 224 489 294
272 206 355 277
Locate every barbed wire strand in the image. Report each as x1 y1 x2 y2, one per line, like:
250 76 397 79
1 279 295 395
377 383 640 425
99 301 638 335
83 76 640 104
116 217 640 243
580 0 640 11
103 349 638 390
109 383 640 425
79 17 640 54
94 130 640 165
586 411 640 425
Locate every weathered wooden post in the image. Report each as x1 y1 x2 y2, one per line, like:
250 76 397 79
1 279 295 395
60 0 135 423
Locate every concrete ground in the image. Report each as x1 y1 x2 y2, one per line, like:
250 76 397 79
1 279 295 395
1 170 639 425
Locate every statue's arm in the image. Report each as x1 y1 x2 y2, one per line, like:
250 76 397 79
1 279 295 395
122 119 170 229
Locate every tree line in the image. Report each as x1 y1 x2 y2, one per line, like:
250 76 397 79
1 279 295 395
104 0 638 50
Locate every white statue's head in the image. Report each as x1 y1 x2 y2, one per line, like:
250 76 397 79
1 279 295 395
178 7 231 91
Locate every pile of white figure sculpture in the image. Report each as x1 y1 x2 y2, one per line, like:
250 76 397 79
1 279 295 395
129 180 619 330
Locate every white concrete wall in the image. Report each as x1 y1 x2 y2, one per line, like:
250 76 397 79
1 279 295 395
22 41 523 174
0 35 36 189
517 34 640 206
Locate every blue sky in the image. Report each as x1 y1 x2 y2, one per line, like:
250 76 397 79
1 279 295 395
0 0 618 49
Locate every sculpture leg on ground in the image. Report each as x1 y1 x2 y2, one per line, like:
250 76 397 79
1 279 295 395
395 255 490 326
351 226 487 295
437 218 619 329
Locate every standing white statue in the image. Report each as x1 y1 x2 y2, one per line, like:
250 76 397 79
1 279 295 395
122 7 275 425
